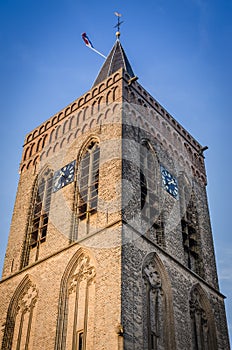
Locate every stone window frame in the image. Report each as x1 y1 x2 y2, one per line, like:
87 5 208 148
142 252 176 350
140 140 165 247
21 167 53 268
77 139 100 222
55 248 96 350
189 284 218 349
29 169 53 250
179 177 204 278
1 275 38 350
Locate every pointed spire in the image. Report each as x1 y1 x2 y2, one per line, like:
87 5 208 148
92 39 135 87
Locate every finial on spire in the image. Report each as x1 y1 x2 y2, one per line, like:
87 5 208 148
114 12 123 39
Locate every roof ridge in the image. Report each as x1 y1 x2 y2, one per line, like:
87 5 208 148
106 41 118 78
118 41 127 73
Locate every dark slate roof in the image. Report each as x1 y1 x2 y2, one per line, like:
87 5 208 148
93 39 135 87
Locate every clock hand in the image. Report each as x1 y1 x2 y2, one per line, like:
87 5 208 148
54 178 60 186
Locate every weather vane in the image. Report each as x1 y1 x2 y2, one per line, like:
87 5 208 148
114 12 123 38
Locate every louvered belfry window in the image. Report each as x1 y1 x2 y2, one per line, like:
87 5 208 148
78 141 100 220
29 169 53 257
181 193 203 276
21 168 53 268
140 140 165 247
140 141 161 224
140 141 159 219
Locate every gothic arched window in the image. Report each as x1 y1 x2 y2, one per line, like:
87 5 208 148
77 141 100 221
142 253 176 350
181 190 204 277
189 285 218 350
55 249 96 350
140 141 164 247
21 168 53 267
1 275 38 350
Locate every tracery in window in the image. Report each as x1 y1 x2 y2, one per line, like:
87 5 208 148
21 168 53 267
189 285 217 350
140 141 164 247
77 141 100 221
142 253 176 350
55 249 96 350
1 275 38 350
143 261 163 350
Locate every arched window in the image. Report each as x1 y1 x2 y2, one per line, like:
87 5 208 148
55 249 96 350
77 141 100 221
142 253 176 350
21 168 53 268
140 141 165 247
1 275 38 350
189 285 218 350
181 190 204 277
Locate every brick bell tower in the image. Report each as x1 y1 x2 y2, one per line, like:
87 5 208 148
0 30 230 350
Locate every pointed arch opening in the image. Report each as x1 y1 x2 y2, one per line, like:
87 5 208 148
21 166 53 268
142 252 176 350
55 248 96 350
77 139 100 223
1 275 38 350
179 179 204 278
140 140 165 247
189 284 218 350
70 138 100 241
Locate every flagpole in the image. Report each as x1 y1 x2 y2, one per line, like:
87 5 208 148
88 46 106 59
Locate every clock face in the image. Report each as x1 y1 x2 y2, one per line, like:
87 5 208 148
53 160 76 192
160 165 179 199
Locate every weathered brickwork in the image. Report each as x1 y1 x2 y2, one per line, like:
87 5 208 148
0 235 122 349
121 232 227 349
0 39 230 350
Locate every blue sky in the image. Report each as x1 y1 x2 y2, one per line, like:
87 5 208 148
0 0 231 343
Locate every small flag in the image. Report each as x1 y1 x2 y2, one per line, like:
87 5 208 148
82 33 94 48
81 32 106 59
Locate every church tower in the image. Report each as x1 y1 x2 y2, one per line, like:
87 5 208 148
0 32 230 350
